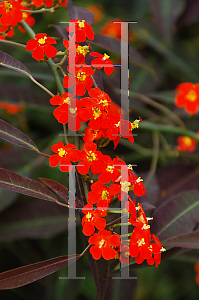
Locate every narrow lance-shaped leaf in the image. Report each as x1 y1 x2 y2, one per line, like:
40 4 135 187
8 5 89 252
0 254 81 289
0 119 38 151
0 167 58 202
0 50 31 77
151 190 199 241
0 200 70 241
39 177 84 211
161 230 199 249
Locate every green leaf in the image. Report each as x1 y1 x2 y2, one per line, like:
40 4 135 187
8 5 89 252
0 119 38 151
0 167 58 202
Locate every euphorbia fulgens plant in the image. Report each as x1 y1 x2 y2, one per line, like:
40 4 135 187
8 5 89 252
3 0 199 299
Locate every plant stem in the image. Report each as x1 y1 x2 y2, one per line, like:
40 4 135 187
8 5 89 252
140 121 199 142
0 39 26 48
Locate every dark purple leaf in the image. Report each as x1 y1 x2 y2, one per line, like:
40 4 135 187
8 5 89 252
91 34 156 76
39 177 84 210
0 50 31 77
151 190 199 241
0 167 58 202
0 254 81 289
0 200 70 240
67 0 94 26
162 230 199 249
0 82 51 106
178 0 199 26
148 0 185 40
156 163 199 207
0 119 38 151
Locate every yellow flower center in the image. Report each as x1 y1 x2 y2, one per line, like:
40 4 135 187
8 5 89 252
115 121 120 128
121 181 131 193
137 238 145 247
69 107 77 114
38 36 47 45
58 148 66 157
78 20 85 29
106 165 114 173
99 239 106 248
102 53 110 61
4 1 12 12
183 136 192 146
101 190 109 200
76 71 86 82
99 98 108 107
124 251 129 257
86 212 92 221
186 89 196 102
92 107 102 119
22 12 28 19
131 119 140 130
87 151 96 162
63 97 71 104
76 45 90 56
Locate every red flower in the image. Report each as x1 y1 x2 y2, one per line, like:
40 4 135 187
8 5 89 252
110 169 146 200
63 65 94 96
175 82 199 114
83 127 105 144
0 101 24 114
77 143 105 175
90 52 114 75
177 136 197 152
49 142 80 172
63 38 90 64
99 18 123 40
50 92 91 131
87 181 113 205
119 244 131 265
151 234 165 268
80 88 112 130
101 115 134 149
0 0 23 26
58 0 67 6
129 227 152 263
26 33 57 60
195 262 199 285
82 204 107 236
66 19 94 43
32 0 53 7
98 155 125 184
125 200 137 223
88 230 120 260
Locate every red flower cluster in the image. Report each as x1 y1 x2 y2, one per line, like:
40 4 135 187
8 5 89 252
0 0 36 39
175 82 199 114
44 18 165 266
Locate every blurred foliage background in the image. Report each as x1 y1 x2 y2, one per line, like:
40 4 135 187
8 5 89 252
0 0 199 299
